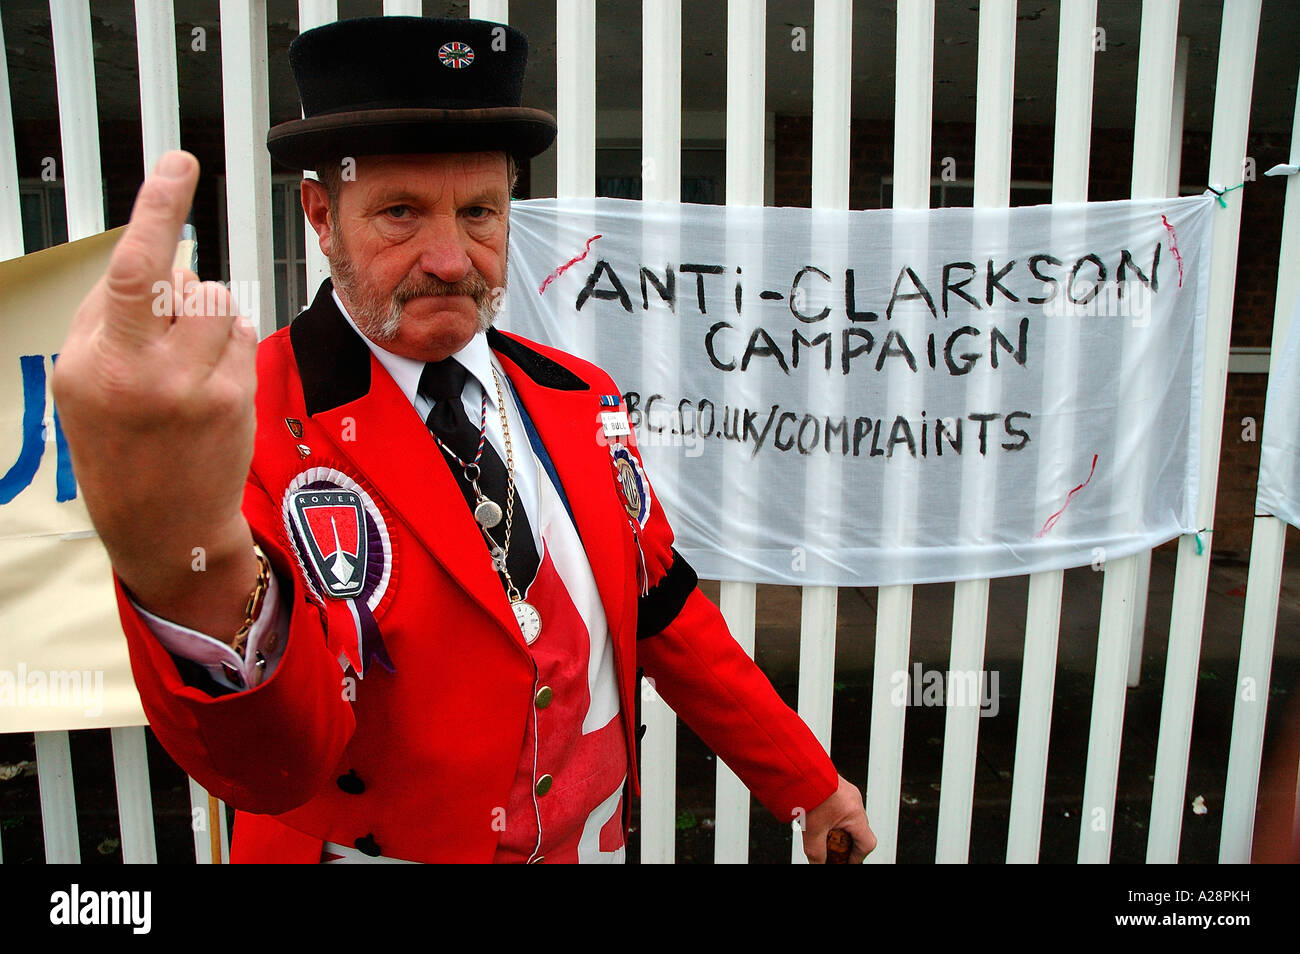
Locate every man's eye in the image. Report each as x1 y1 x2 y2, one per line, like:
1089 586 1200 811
464 206 492 220
385 205 413 219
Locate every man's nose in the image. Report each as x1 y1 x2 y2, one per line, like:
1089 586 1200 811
415 217 472 281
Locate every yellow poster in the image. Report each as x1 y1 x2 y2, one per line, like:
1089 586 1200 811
0 227 148 731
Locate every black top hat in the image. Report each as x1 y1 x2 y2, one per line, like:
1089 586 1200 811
266 16 557 170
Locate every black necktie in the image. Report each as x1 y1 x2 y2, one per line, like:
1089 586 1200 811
419 358 540 596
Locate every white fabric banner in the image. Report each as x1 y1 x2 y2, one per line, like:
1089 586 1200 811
502 195 1214 587
1257 288 1300 528
0 227 147 732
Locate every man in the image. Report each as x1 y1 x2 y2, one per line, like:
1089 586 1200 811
54 16 874 863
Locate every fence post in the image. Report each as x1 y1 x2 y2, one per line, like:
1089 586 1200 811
1148 0 1262 862
1218 63 1300 864
1005 0 1096 866
1077 0 1181 866
936 0 1016 864
865 0 932 865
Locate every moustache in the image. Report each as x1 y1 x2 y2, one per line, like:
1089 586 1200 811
393 272 492 304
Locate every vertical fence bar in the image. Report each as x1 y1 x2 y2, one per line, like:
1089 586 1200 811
1108 0 1180 861
1150 0 1261 863
642 0 680 202
712 0 764 864
1166 36 1190 198
547 0 660 862
1078 0 1181 864
51 0 103 240
638 0 680 865
792 587 838 862
810 0 850 210
118 0 185 867
189 778 213 862
135 0 181 171
1132 32 1190 694
1006 0 1096 863
1128 0 1177 682
0 8 20 260
41 0 104 867
470 0 508 23
299 1 336 296
220 0 275 336
790 0 852 865
935 0 1014 863
109 726 157 862
556 0 595 200
714 585 755 861
0 9 18 862
1127 555 1151 687
34 730 79 862
1219 65 1300 863
219 791 230 860
866 0 932 864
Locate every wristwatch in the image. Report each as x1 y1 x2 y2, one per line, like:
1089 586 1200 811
231 544 271 659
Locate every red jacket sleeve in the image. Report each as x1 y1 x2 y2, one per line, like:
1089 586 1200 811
637 586 838 824
113 474 355 816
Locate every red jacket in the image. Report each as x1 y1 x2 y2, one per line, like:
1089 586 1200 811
115 282 836 862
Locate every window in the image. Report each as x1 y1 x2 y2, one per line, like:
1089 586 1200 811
217 174 309 329
18 180 71 252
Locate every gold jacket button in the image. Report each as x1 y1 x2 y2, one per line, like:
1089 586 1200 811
535 686 554 709
535 774 553 796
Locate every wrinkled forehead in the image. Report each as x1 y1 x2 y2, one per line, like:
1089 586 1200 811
342 151 506 186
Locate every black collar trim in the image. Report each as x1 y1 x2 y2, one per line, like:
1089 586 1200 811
487 328 590 392
290 279 372 416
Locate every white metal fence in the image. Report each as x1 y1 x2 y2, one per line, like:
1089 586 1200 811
0 0 1293 864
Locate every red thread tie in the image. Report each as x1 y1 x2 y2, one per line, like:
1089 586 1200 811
538 234 603 294
1037 453 1099 537
1160 214 1184 288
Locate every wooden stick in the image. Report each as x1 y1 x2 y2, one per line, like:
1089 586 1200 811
826 827 852 864
207 794 223 864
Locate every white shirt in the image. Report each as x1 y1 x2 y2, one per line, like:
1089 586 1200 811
137 293 544 692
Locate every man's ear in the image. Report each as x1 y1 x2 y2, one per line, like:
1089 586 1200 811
301 178 333 256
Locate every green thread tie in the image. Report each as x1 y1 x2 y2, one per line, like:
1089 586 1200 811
1208 182 1245 209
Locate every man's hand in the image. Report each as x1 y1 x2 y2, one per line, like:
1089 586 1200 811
801 774 876 863
52 150 261 640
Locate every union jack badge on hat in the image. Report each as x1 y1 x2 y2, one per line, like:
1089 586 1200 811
438 41 475 69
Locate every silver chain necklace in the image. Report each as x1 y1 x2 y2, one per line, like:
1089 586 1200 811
479 367 541 644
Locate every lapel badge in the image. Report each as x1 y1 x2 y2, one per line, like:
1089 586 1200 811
297 444 312 458
601 410 632 441
599 394 630 442
610 445 652 527
288 488 369 599
283 468 397 678
285 418 304 439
